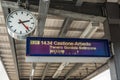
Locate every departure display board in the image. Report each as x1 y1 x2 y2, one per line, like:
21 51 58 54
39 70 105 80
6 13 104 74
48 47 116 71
26 37 110 57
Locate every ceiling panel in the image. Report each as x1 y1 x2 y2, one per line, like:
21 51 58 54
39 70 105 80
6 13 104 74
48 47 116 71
44 30 60 37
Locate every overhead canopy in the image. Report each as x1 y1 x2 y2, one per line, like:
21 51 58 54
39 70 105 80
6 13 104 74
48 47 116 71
0 0 114 80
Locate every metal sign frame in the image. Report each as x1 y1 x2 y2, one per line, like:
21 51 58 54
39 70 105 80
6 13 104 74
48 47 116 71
26 37 110 62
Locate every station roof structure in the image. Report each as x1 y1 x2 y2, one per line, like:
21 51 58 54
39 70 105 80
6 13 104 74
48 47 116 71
0 0 117 80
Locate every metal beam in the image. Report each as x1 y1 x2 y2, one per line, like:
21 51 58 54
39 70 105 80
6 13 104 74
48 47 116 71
52 17 73 78
1 1 19 9
108 18 120 24
36 0 50 36
1 1 106 22
103 20 111 40
82 63 109 80
58 17 73 38
1 3 20 80
36 0 50 80
45 27 103 32
48 8 105 23
8 37 20 80
80 22 92 38
106 2 119 42
64 63 83 80
29 0 50 79
41 63 50 80
107 0 118 3
64 21 100 80
52 62 69 78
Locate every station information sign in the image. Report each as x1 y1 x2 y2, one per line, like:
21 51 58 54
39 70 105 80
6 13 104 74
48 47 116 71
26 37 110 62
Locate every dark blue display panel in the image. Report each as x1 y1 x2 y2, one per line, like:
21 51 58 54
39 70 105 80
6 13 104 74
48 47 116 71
26 37 110 57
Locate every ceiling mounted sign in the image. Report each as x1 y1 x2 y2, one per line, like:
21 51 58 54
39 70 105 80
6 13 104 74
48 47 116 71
26 37 110 63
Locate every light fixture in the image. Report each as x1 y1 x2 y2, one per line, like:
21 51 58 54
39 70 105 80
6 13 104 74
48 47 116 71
80 22 99 38
30 69 35 76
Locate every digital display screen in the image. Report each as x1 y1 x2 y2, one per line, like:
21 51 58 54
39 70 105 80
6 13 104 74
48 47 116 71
26 37 110 57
